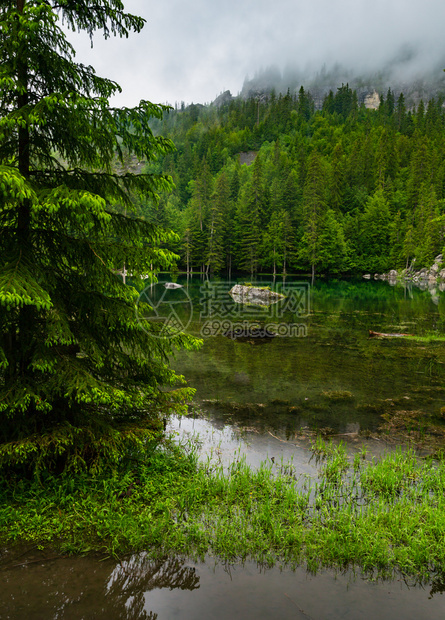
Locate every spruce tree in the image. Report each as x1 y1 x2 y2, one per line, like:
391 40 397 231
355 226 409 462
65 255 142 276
396 93 407 133
329 143 345 212
0 1 197 473
358 189 392 272
205 171 228 275
299 151 327 279
235 155 265 276
190 157 213 233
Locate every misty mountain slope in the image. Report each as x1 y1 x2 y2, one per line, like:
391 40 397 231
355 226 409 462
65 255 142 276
239 62 445 110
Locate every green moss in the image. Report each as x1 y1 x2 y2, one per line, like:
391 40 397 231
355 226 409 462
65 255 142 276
321 390 354 401
241 283 271 291
406 333 445 343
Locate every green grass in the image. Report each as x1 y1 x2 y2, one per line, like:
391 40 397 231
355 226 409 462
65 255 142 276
2 437 445 581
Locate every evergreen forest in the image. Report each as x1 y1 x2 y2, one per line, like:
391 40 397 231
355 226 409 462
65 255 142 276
143 85 445 277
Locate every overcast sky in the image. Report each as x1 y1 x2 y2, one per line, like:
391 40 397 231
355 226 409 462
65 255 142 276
66 0 445 107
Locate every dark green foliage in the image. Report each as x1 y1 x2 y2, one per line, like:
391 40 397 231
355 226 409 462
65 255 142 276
396 93 407 132
0 1 199 474
299 151 327 278
356 189 392 272
333 83 357 120
297 85 313 121
205 171 229 274
147 80 445 276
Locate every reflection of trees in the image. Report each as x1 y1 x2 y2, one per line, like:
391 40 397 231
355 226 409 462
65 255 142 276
105 554 200 619
1 553 200 620
429 572 445 598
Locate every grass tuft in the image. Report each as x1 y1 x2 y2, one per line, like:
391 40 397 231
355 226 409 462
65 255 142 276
2 436 445 581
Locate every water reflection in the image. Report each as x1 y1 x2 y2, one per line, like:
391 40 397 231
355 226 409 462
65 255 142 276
2 550 445 619
3 277 445 618
106 555 200 620
386 275 445 305
168 275 445 436
0 552 200 620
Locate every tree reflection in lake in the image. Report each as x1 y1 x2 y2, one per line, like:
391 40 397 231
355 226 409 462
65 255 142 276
0 551 199 619
3 550 445 619
106 555 200 619
169 275 445 436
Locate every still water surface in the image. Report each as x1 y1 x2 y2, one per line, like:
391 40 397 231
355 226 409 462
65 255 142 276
3 276 445 618
170 275 445 433
2 546 445 619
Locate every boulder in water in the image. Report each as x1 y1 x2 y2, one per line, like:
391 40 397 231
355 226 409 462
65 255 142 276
229 284 285 306
164 282 183 289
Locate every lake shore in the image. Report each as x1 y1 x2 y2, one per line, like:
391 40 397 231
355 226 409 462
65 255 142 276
2 423 445 584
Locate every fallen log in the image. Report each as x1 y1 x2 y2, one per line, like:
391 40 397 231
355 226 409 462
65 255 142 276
369 330 414 338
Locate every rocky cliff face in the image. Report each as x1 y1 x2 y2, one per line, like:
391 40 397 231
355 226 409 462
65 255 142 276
213 90 233 107
363 91 380 110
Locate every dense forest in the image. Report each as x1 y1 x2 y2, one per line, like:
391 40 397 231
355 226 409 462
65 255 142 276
138 84 445 277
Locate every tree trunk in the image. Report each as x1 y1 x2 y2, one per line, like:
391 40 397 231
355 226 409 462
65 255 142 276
16 0 34 377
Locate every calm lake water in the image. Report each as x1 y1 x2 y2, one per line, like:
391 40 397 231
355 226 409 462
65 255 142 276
3 276 445 619
169 275 445 433
3 547 445 619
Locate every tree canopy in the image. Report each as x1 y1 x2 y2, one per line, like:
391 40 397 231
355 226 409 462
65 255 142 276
146 85 445 277
0 0 197 474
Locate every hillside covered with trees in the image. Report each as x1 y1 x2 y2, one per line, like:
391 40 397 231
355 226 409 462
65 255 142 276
143 84 445 277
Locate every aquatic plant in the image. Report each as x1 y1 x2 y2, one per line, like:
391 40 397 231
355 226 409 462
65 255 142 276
2 435 445 582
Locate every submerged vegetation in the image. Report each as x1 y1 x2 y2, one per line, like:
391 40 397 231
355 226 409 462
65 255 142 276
2 435 445 582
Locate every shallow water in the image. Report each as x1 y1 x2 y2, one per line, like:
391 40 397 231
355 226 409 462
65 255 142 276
3 276 445 618
2 545 445 619
170 414 391 475
167 275 445 435
2 415 444 619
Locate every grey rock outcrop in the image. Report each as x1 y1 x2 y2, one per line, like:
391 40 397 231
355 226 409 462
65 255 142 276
164 282 183 289
229 284 285 306
373 254 444 285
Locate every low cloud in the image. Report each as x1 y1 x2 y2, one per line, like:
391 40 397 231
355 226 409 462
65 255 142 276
65 0 445 105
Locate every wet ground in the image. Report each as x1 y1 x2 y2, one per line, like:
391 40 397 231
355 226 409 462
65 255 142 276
2 415 445 619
